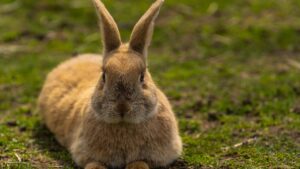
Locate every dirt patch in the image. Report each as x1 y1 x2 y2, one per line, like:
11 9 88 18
267 126 300 144
221 152 240 161
158 158 198 169
291 106 300 115
0 44 27 56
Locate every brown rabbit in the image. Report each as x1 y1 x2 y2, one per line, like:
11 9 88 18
38 0 182 168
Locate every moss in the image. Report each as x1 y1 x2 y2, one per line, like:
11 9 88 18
0 0 300 168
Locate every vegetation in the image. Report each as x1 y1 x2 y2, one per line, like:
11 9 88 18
0 0 300 168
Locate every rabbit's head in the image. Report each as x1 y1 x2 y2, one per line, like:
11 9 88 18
91 0 164 124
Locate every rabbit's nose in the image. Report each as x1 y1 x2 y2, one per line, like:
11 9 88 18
116 102 130 117
115 82 133 99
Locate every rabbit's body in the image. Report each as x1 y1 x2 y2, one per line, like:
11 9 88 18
38 54 181 168
38 1 182 169
38 54 102 147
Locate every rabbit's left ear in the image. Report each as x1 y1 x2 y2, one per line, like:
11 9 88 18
129 0 164 58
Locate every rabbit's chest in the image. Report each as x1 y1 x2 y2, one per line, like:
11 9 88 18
90 126 151 167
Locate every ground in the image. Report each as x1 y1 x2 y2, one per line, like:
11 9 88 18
0 0 300 168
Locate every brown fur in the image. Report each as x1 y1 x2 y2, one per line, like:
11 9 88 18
85 162 106 169
38 0 182 169
126 161 149 169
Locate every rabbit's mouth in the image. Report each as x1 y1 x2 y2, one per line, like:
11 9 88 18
115 102 131 118
120 101 158 124
92 101 158 124
91 90 158 124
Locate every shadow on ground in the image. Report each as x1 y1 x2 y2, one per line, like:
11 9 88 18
32 122 79 168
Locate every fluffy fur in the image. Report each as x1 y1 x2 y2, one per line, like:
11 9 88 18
38 0 182 169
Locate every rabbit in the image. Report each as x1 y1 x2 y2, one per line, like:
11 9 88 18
37 0 182 169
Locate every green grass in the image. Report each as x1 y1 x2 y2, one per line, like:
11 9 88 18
1 0 300 168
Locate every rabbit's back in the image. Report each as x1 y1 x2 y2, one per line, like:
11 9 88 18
38 54 102 146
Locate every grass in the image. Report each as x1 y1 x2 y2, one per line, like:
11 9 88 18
0 0 300 168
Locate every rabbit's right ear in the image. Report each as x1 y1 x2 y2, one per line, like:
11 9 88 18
93 0 122 55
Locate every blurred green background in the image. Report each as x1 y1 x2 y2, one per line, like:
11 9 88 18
0 0 300 168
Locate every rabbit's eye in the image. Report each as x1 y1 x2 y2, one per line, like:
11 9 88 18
102 73 106 83
140 73 145 83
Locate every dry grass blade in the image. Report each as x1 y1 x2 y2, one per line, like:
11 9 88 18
14 153 22 162
222 137 258 151
287 59 300 70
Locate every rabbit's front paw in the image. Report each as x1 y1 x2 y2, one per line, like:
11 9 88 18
125 161 149 169
85 162 107 169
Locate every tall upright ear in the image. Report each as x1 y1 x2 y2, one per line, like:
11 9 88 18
93 0 122 54
129 0 164 57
